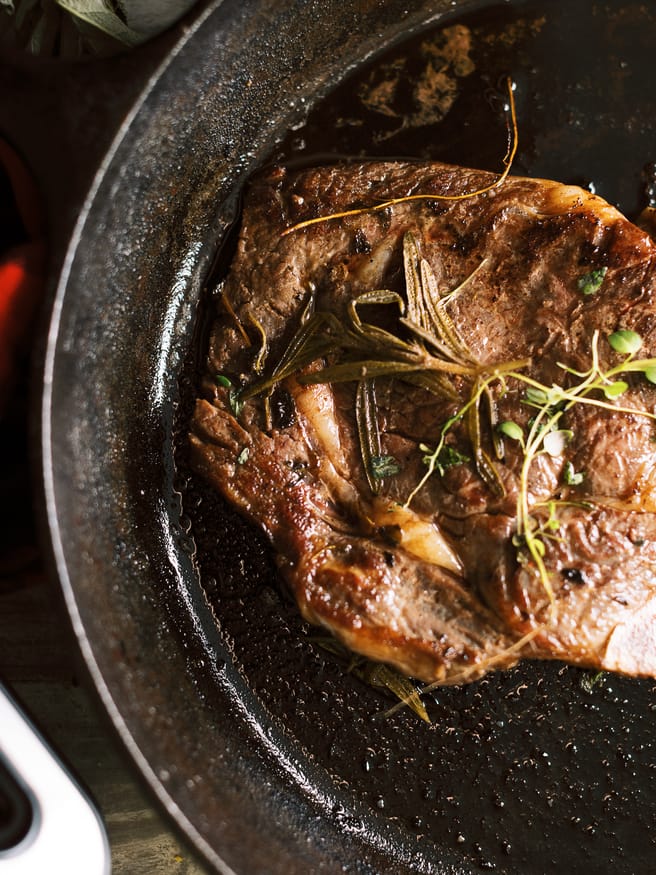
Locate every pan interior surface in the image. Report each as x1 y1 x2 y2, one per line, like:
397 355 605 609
46 1 656 873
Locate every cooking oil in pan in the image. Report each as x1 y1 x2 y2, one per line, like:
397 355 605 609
179 1 656 872
273 0 656 222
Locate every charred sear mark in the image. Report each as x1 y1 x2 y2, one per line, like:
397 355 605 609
353 228 372 254
383 550 396 567
561 567 587 585
271 387 296 429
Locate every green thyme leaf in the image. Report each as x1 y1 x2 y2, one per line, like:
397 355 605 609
602 380 629 399
236 446 249 465
645 366 656 385
580 669 605 693
430 445 470 475
498 420 524 441
608 329 643 355
563 461 584 486
577 267 607 296
419 444 471 477
228 387 244 417
370 454 402 479
524 386 551 407
216 374 232 388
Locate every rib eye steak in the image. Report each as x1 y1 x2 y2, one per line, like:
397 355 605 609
190 160 656 685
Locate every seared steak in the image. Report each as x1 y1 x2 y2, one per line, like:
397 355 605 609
190 160 656 684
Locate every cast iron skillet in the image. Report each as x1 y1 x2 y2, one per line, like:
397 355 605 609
42 1 656 872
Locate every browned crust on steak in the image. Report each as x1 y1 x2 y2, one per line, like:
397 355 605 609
191 159 656 684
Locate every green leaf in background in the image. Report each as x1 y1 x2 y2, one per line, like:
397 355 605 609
0 0 196 56
55 0 140 46
0 0 128 55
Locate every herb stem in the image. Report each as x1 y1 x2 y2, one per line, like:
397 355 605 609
281 78 518 237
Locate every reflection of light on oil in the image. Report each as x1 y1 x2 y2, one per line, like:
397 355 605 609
153 241 203 408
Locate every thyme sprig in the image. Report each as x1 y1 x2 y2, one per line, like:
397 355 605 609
490 329 656 605
403 327 656 607
404 374 502 507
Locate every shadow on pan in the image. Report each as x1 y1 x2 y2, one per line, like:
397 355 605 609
44 0 656 873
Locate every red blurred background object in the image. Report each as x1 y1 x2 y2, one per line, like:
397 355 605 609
0 137 46 417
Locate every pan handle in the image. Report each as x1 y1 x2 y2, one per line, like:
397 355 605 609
0 683 110 874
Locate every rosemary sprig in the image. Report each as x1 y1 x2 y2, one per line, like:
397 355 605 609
404 372 504 507
311 635 430 721
356 379 384 494
239 309 337 401
241 232 526 497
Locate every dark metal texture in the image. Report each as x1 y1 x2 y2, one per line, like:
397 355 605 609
42 1 656 874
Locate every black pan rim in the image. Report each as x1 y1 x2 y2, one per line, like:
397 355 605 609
39 2 485 873
39 3 243 872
